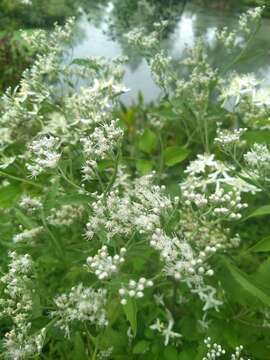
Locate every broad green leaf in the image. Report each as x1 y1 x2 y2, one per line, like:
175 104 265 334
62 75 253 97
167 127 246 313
164 146 189 167
243 130 270 144
14 208 37 229
123 298 137 337
133 340 150 354
249 236 270 253
136 159 153 174
0 184 22 208
245 205 270 219
138 129 158 153
222 257 270 306
163 346 178 360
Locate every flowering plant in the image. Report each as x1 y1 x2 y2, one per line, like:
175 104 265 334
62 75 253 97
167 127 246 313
0 7 270 360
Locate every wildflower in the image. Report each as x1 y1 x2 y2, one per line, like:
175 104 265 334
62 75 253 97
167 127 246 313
19 195 43 213
0 252 46 359
26 136 61 177
244 143 270 172
119 278 153 305
53 284 108 337
214 128 247 149
48 204 85 226
86 246 126 280
150 311 182 346
13 226 43 243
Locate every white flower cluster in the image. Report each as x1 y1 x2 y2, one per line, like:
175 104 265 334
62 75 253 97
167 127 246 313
81 119 123 159
203 337 250 360
216 7 263 50
21 17 74 54
0 252 33 322
3 326 46 360
66 78 128 129
13 226 43 244
149 51 173 90
19 0 32 5
85 173 172 240
0 252 45 359
26 136 61 177
53 284 108 337
81 159 98 182
180 211 241 249
203 337 226 359
0 20 75 149
86 246 126 280
214 128 247 149
97 347 114 359
239 7 264 34
220 74 258 108
151 229 215 286
48 204 85 226
125 28 159 50
244 143 270 175
119 278 153 305
19 194 43 213
181 154 249 221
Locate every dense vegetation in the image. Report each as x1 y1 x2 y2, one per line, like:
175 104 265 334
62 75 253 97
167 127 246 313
0 3 270 360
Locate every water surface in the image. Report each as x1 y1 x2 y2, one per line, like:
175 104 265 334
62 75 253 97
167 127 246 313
71 2 270 104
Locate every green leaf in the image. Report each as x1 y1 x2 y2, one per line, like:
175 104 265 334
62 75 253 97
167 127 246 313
163 146 189 167
0 184 22 208
138 129 158 153
123 298 137 337
133 340 150 354
163 346 178 360
245 205 270 219
136 159 153 175
14 208 37 229
249 236 270 253
73 332 87 360
71 58 102 71
222 257 270 306
243 130 270 145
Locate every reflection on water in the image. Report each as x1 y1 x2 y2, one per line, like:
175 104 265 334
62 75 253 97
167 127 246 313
71 1 270 104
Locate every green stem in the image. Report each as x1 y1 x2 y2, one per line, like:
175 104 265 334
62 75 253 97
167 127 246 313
104 149 120 196
58 166 83 192
0 170 43 189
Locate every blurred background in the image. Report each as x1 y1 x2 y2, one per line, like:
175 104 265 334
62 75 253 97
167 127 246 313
1 0 270 103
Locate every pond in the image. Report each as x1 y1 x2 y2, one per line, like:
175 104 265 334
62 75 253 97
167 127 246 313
71 1 270 104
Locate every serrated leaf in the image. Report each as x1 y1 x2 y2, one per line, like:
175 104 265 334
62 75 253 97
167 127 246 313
123 298 137 337
222 257 270 306
138 129 158 153
164 146 189 167
133 340 150 354
249 236 270 253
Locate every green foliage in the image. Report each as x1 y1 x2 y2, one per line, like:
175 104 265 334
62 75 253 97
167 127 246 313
0 4 270 360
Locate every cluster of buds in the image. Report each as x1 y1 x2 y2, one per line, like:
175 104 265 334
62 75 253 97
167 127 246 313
86 246 126 280
203 337 226 359
119 278 154 305
209 189 248 220
19 195 43 213
170 245 217 281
